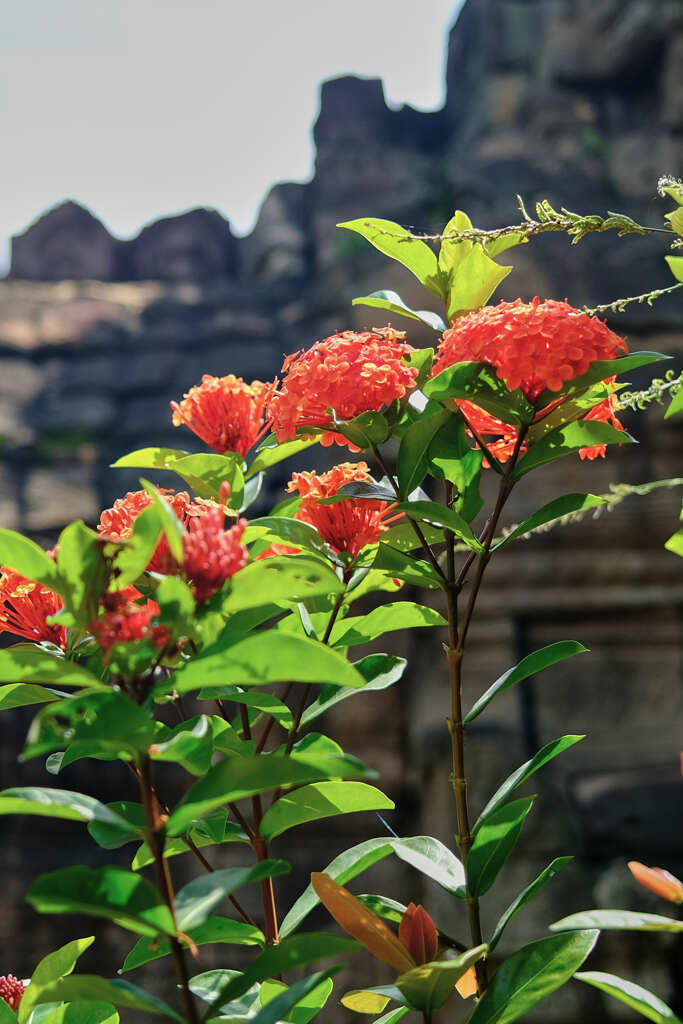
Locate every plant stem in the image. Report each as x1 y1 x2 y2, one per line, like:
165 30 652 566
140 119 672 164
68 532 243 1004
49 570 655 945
183 836 258 927
137 757 200 1024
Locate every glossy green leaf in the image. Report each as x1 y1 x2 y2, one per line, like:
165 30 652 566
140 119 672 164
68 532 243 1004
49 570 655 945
439 211 473 276
357 894 407 927
56 521 106 628
112 447 189 469
467 797 535 897
428 414 484 523
169 452 244 504
18 937 96 1024
489 858 573 951
0 648 104 689
122 916 264 972
301 654 406 726
380 521 444 554
139 480 185 561
206 687 294 729
551 909 683 933
474 737 584 831
396 500 482 552
246 436 318 480
373 544 444 590
331 411 389 449
526 381 614 445
534 351 668 409
467 930 599 1024
261 782 394 841
21 978 181 1023
396 944 488 1012
23 691 154 761
165 631 364 697
319 480 397 505
331 601 445 647
0 683 59 711
174 862 289 930
167 753 370 836
252 970 338 1024
150 716 214 776
242 519 329 559
512 421 635 480
446 243 512 320
575 971 683 1024
0 788 136 829
39 1003 119 1024
337 218 444 297
108 505 163 590
493 494 607 550
132 814 249 870
391 836 466 896
220 556 343 615
352 290 447 332
87 802 146 850
0 530 61 589
397 410 450 497
464 641 588 724
424 361 534 427
0 995 18 1024
27 865 175 937
204 934 360 1019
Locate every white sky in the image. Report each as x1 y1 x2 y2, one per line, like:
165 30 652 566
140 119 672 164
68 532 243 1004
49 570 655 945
0 0 463 273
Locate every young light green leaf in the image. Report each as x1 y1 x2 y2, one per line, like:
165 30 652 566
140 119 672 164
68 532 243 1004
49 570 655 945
352 290 447 332
18 936 96 1024
446 244 512 321
139 480 185 561
0 683 59 711
56 521 107 628
493 495 607 551
21 978 181 1023
0 530 61 590
111 447 190 470
260 782 394 841
397 410 451 497
27 865 175 937
246 436 318 480
301 654 406 726
474 737 584 831
489 858 573 951
252 970 338 1024
38 1002 119 1024
122 916 264 972
341 987 409 1014
665 255 683 283
395 500 482 552
0 648 105 689
467 930 599 1024
464 641 588 724
168 452 244 504
467 797 535 897
665 386 683 419
396 944 488 1012
207 687 294 729
330 602 445 648
438 211 473 277
108 504 163 590
337 218 444 297
512 421 635 480
575 971 683 1024
550 909 683 933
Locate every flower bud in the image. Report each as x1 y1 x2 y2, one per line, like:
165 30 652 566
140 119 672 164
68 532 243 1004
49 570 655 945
398 903 438 965
628 861 683 903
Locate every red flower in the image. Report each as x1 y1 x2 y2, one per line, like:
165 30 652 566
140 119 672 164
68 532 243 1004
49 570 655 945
171 374 274 456
433 298 627 402
181 509 248 603
628 861 683 903
0 975 26 1011
98 489 193 573
287 462 401 560
270 328 419 450
398 903 438 965
90 594 170 654
0 547 65 648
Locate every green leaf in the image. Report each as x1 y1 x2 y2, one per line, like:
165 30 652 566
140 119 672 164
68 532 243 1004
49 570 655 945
23 691 154 761
467 797 535 897
39 1003 119 1024
467 930 599 1024
301 655 406 726
474 737 584 831
174 862 290 930
0 998 17 1024
330 602 445 647
108 505 163 590
252 970 338 1024
205 687 294 729
220 556 343 615
575 971 683 1024
56 521 106 629
0 788 137 830
242 518 330 559
534 351 668 409
122 916 264 972
438 211 473 277
167 753 371 836
150 716 214 776
341 988 408 1014
397 410 450 497
665 386 683 419
489 857 573 951
551 909 683 933
21 978 181 1023
351 290 446 332
0 683 59 711
428 414 483 523
396 500 482 553
87 802 146 850
112 447 190 469
493 494 607 550
0 648 104 689
423 362 534 427
337 218 444 297
164 632 364 697
27 865 175 937
666 527 683 558
331 411 389 450
169 452 244 504
18 936 96 1024
204 934 359 1019
246 436 319 480
665 255 683 283
0 530 61 589
512 421 635 480
319 481 397 505
357 894 408 927
485 232 527 259
396 944 488 1012
391 836 466 896
464 641 588 724
445 244 512 321
139 480 185 562
373 544 444 590
260 782 394 841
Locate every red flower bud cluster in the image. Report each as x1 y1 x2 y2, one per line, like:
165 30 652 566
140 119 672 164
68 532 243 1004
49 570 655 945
171 374 273 456
181 509 248 603
0 974 26 1011
90 593 169 654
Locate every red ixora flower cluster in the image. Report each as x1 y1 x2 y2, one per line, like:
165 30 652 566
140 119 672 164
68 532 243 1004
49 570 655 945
288 462 401 560
98 488 193 573
0 975 26 1011
433 298 628 462
0 548 65 648
270 328 418 449
90 592 170 655
171 374 274 456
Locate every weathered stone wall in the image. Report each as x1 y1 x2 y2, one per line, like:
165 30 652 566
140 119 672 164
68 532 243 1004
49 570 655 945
1 0 683 1020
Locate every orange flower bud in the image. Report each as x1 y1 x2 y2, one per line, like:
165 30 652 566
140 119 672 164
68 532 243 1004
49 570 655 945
398 903 438 965
628 861 683 903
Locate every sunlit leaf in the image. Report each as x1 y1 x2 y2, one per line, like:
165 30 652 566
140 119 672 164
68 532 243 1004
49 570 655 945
575 971 683 1024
